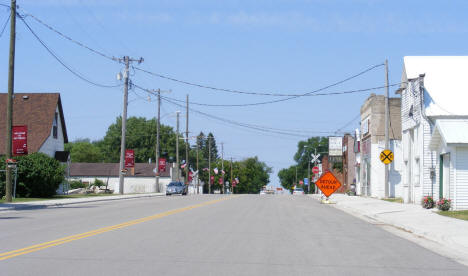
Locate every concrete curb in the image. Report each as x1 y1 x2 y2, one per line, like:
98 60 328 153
0 193 165 212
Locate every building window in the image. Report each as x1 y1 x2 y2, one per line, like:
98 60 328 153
53 112 58 139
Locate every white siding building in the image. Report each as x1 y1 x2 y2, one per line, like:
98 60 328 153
359 94 402 198
398 56 468 209
70 163 173 194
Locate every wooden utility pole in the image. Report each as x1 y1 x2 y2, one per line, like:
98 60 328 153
196 140 199 194
117 56 143 194
384 59 390 198
118 56 130 195
230 158 233 194
221 142 224 194
4 0 16 202
185 95 189 187
208 138 211 194
176 111 180 181
155 89 161 193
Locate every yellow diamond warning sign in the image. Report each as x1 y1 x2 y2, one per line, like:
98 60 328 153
316 171 341 198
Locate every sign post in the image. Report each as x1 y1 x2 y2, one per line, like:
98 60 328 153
316 171 342 203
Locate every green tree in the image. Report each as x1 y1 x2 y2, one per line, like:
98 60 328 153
96 116 186 164
65 140 103 162
278 165 297 192
0 153 65 198
233 157 272 194
204 132 218 162
278 137 329 193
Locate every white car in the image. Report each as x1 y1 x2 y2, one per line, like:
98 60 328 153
260 190 267 195
293 188 304 195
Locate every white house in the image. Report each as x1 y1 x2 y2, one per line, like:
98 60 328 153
359 94 402 198
398 56 468 209
70 163 173 194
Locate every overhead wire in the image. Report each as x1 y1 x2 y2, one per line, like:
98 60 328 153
18 14 121 88
22 10 117 62
0 12 10 38
133 63 384 97
334 114 361 134
160 83 402 107
133 82 356 137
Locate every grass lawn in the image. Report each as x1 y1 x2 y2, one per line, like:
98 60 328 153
382 197 404 203
0 193 118 204
438 210 468 221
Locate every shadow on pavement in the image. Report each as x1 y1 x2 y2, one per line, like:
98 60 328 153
0 203 98 211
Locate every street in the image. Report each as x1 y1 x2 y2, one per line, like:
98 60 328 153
1 195 467 275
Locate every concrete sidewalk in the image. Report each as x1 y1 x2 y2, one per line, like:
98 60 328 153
0 193 165 212
310 194 468 265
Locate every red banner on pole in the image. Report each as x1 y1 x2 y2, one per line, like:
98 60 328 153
210 175 214 184
188 171 193 182
12 126 27 156
218 178 223 185
125 149 134 168
158 158 166 172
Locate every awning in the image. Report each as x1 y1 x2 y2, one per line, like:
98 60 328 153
429 119 468 150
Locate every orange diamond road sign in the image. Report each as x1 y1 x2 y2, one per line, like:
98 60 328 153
316 171 341 198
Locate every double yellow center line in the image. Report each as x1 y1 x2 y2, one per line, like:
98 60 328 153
0 196 234 261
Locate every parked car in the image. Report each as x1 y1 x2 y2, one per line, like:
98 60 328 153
293 187 304 195
166 181 187 196
260 190 267 195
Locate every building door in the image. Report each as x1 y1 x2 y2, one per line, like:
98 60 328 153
408 130 414 203
439 154 451 199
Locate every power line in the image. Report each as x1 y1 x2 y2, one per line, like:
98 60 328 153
134 82 352 136
19 15 121 88
0 13 10 38
335 114 361 134
133 63 384 97
162 95 342 138
159 83 402 107
22 11 117 62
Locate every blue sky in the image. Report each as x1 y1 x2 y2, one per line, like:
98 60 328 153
1 0 467 187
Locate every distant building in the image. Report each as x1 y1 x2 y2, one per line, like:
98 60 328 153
353 129 361 194
359 94 402 198
342 133 356 192
397 56 468 209
0 93 68 160
69 163 172 194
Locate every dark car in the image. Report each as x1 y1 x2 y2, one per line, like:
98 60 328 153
166 181 187 196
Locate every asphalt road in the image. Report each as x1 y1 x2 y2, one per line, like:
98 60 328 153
1 194 467 276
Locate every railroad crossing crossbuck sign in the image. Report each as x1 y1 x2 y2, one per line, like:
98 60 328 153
316 171 341 198
380 149 394 165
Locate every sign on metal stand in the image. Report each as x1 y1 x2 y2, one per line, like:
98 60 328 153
316 171 342 199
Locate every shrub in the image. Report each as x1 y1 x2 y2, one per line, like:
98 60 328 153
93 178 105 187
69 180 86 189
422 196 435 209
0 153 65 198
437 198 452 211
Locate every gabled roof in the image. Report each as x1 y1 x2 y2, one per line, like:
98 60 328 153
429 119 468 150
402 56 468 116
70 163 171 177
0 93 68 155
